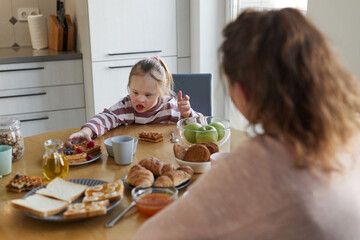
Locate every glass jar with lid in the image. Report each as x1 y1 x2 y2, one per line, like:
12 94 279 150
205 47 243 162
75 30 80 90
0 117 24 162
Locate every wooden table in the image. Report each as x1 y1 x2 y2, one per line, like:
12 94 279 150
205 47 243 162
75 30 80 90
0 124 248 240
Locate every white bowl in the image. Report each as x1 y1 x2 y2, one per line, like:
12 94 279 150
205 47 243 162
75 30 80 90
210 152 229 166
104 136 138 157
174 157 211 173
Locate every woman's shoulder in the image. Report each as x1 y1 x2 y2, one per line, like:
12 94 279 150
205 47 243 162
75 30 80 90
230 135 290 163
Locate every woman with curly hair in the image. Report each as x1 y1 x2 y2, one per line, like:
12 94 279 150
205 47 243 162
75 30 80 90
134 8 360 240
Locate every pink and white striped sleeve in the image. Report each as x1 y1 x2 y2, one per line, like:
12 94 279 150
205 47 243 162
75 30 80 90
188 109 204 117
82 98 134 138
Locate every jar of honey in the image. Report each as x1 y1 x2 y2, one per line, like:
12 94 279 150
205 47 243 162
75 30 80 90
42 139 69 180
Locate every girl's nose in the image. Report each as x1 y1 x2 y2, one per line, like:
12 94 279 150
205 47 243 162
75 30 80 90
138 95 146 102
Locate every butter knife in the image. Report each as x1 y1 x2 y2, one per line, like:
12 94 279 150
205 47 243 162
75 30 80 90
105 201 136 228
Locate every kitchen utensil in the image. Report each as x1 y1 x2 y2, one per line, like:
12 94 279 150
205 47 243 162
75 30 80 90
105 201 136 228
170 131 179 143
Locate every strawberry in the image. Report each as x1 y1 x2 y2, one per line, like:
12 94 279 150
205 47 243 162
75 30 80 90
76 148 83 153
86 155 93 160
87 141 95 148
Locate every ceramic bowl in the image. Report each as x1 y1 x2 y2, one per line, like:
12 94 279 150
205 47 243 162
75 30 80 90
104 136 138 157
174 157 211 173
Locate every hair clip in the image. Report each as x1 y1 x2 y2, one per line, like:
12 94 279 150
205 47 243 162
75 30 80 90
153 56 159 62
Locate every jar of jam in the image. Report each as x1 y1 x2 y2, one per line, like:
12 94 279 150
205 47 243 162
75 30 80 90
42 139 69 180
0 117 24 162
131 186 178 216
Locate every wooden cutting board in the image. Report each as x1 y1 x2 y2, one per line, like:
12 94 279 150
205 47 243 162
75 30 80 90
49 14 74 51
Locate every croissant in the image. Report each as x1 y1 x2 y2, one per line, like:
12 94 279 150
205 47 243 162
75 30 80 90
153 175 174 188
177 165 194 177
139 157 164 176
126 164 154 187
164 170 191 187
162 163 177 174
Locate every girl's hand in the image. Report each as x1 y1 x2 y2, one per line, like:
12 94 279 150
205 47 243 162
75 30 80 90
66 127 93 147
177 91 192 118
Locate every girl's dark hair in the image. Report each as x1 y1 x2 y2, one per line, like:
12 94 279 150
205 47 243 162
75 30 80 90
220 8 360 171
129 57 174 97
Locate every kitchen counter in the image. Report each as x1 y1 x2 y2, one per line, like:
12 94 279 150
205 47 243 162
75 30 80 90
0 47 82 64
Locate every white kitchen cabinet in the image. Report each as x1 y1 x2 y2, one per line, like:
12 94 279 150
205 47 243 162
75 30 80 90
177 57 191 73
0 59 85 137
12 109 86 137
176 0 191 58
72 0 181 119
0 85 84 116
92 56 177 113
88 0 177 62
0 60 83 90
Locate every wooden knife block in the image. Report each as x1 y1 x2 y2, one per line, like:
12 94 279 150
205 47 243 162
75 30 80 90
49 14 74 51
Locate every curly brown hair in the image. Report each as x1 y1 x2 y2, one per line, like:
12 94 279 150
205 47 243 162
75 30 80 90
220 8 360 171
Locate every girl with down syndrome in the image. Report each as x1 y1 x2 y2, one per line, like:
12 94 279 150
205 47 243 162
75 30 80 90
67 57 202 144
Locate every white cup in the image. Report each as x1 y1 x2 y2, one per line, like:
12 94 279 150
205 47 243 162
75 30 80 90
111 136 138 165
0 145 12 176
105 137 138 157
210 152 229 166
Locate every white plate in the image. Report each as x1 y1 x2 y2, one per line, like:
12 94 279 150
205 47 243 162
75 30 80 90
42 154 102 166
69 154 101 166
22 178 121 221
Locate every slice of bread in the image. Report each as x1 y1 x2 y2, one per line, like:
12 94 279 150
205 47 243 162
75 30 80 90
36 178 88 203
63 199 109 219
82 180 124 203
11 194 68 217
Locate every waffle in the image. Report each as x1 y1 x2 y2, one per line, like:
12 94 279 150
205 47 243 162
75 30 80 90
64 141 101 164
138 131 164 143
73 141 101 155
64 152 87 164
6 174 42 193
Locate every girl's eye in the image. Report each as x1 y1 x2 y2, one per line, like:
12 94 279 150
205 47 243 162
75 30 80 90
132 91 138 95
145 94 152 97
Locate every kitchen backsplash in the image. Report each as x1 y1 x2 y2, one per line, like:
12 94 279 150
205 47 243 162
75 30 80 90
0 0 56 48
